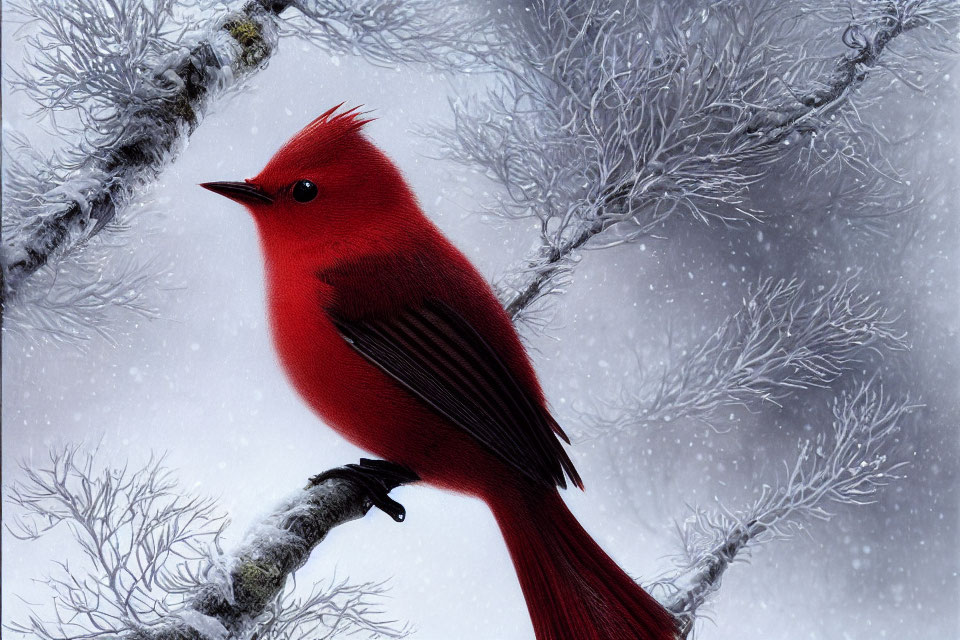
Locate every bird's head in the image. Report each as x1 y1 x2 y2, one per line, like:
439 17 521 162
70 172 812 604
201 105 421 252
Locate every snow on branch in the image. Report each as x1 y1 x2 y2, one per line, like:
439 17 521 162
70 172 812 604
5 446 410 640
3 0 274 300
580 276 907 437
652 380 916 629
1 0 492 308
438 0 959 320
2 136 170 346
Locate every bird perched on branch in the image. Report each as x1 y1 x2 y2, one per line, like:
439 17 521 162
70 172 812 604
201 105 678 640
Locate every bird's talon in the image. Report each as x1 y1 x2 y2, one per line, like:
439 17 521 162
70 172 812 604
368 491 407 523
306 459 418 522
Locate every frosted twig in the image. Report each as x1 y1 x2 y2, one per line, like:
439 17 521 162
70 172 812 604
650 380 916 629
255 575 410 640
283 0 493 68
438 0 959 320
581 276 907 436
5 445 227 640
3 0 276 300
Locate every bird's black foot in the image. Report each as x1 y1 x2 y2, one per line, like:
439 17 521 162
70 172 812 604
308 458 420 522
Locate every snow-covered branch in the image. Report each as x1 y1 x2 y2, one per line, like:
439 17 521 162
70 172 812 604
580 276 907 437
3 0 278 301
439 0 958 320
652 381 916 629
1 0 491 305
5 446 411 640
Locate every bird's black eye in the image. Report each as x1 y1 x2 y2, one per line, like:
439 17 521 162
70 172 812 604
292 179 318 203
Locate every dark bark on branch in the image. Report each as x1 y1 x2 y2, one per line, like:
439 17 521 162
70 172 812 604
2 0 294 300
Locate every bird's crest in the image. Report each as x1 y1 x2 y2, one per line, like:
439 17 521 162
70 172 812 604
257 105 376 181
287 104 373 150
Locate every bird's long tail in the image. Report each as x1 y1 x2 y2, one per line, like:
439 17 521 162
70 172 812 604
487 485 678 640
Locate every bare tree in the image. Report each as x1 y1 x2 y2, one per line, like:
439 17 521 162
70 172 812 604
579 276 907 437
6 447 226 640
653 381 916 631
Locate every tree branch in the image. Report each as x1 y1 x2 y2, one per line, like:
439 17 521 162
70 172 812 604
3 0 285 298
652 381 916 631
440 0 958 320
5 447 414 640
3 1 946 637
579 276 907 437
133 475 411 640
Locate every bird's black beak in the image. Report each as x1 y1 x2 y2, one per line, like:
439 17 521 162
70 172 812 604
200 181 273 205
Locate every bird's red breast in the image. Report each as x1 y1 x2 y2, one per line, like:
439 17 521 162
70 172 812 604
257 215 562 493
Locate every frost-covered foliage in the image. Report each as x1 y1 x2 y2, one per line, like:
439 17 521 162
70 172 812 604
1 0 490 342
439 0 960 320
1 0 280 339
282 0 493 68
2 248 166 347
580 276 907 436
653 381 916 626
430 0 953 628
792 171 929 241
7 0 199 154
254 575 409 640
5 446 409 640
2 135 169 346
6 446 226 640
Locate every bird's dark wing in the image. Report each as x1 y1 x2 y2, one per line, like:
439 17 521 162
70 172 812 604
330 299 582 490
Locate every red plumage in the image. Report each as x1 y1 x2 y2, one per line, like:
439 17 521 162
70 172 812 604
201 107 678 640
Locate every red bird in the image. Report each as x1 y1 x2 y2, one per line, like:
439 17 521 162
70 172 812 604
201 106 677 640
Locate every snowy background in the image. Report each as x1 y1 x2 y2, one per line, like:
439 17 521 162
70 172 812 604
3 2 959 639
